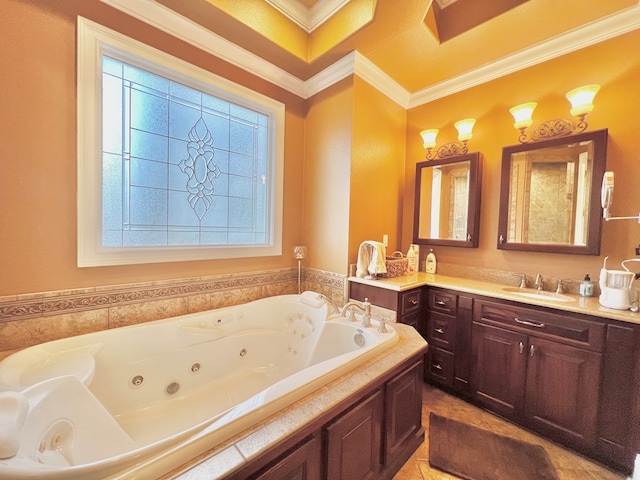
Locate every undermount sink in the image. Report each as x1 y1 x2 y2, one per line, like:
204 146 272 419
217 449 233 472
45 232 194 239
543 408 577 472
502 287 576 303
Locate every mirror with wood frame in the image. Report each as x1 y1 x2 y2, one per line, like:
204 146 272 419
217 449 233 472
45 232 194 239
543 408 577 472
497 129 608 255
413 152 482 248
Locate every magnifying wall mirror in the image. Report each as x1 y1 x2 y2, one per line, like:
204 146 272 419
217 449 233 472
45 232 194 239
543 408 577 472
498 129 608 255
413 152 482 247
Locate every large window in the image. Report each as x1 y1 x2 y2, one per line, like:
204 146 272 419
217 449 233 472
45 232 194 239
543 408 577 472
77 18 284 267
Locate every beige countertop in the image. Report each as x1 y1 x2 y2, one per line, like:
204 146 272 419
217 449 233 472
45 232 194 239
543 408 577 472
164 323 427 480
349 272 640 325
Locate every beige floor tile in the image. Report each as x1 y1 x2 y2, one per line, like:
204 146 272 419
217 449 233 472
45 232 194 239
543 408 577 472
394 383 627 480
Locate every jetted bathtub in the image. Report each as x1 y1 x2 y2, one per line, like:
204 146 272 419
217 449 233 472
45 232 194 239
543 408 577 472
0 291 398 479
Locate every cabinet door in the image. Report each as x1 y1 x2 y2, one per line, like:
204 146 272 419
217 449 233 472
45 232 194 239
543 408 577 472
470 322 527 420
254 434 322 480
524 336 602 449
326 390 383 480
385 361 423 461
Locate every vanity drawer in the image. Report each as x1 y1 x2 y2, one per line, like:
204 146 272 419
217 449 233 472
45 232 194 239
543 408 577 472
474 299 605 352
426 347 454 387
428 311 456 351
401 289 422 316
428 290 457 315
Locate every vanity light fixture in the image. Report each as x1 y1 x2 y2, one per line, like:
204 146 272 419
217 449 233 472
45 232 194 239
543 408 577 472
420 118 476 160
510 84 600 143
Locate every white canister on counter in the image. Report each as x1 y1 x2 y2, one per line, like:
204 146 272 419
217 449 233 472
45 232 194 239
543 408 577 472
425 249 437 274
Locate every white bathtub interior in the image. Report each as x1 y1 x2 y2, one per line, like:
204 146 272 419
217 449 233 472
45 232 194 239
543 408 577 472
0 292 399 479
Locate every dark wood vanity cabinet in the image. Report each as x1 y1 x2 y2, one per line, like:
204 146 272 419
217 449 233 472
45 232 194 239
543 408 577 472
469 298 640 469
423 288 473 394
349 282 421 328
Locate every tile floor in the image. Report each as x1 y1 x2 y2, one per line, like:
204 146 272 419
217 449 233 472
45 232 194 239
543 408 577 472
394 383 628 480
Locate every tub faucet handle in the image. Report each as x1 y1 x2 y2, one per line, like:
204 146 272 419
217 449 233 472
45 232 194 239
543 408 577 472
534 274 544 291
377 316 388 334
514 273 527 288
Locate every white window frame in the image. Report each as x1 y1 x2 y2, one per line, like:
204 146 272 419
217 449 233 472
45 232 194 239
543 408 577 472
77 17 284 267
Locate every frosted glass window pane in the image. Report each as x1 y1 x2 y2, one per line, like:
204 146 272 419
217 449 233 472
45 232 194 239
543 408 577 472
130 90 168 135
100 54 273 250
130 158 167 189
129 186 167 226
130 129 168 162
170 82 201 105
229 153 253 177
103 57 123 77
102 74 123 155
203 94 230 115
102 153 123 231
124 64 169 94
229 121 254 156
229 197 252 228
229 175 253 199
169 102 201 139
230 104 258 123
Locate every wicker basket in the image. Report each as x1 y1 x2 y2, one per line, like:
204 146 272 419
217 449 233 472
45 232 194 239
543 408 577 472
383 251 408 278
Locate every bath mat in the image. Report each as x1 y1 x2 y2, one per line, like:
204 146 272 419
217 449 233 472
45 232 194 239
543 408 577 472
428 413 559 480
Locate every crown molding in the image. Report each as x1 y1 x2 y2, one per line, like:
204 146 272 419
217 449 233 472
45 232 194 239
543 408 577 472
101 0 306 97
265 0 350 32
408 3 640 108
101 0 640 110
304 51 411 107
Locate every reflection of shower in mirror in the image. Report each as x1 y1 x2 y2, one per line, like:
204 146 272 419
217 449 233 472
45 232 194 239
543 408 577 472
601 171 640 222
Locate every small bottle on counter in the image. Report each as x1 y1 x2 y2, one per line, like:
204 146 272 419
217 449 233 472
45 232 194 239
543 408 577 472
406 245 417 273
579 274 594 297
425 249 437 274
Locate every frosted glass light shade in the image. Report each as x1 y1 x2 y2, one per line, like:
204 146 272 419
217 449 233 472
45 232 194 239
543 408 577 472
454 118 476 141
420 129 439 149
509 102 537 130
566 84 600 117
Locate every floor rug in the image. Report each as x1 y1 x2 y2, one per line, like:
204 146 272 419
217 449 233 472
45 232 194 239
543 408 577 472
428 413 559 480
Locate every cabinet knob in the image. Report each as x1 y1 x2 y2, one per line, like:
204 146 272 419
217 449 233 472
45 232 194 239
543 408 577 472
410 299 418 305
436 300 446 306
435 328 445 334
529 344 536 357
519 341 524 354
433 364 443 370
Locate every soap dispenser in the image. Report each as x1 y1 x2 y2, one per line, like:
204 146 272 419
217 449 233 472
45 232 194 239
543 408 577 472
580 274 594 297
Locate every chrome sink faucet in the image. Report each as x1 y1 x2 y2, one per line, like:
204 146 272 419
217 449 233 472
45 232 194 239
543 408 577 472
534 274 544 291
341 298 372 328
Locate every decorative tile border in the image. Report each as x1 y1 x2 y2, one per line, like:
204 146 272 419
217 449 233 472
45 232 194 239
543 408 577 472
0 269 298 322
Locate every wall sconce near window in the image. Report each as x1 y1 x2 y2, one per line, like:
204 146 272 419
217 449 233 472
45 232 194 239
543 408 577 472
509 84 600 143
420 118 476 160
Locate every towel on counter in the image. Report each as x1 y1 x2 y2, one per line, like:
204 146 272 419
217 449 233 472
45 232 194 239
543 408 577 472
356 241 387 278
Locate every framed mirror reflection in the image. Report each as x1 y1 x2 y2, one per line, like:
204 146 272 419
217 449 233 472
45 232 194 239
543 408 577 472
498 129 608 255
413 152 482 248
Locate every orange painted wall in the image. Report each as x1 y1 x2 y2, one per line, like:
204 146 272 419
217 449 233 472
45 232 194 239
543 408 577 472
303 79 354 273
302 76 407 275
404 29 640 280
350 77 407 259
0 0 305 296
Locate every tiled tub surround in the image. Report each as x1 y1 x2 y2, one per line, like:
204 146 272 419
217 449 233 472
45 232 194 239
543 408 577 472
0 268 347 362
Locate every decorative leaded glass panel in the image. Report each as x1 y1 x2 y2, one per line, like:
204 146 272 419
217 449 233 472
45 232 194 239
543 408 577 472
102 56 269 247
